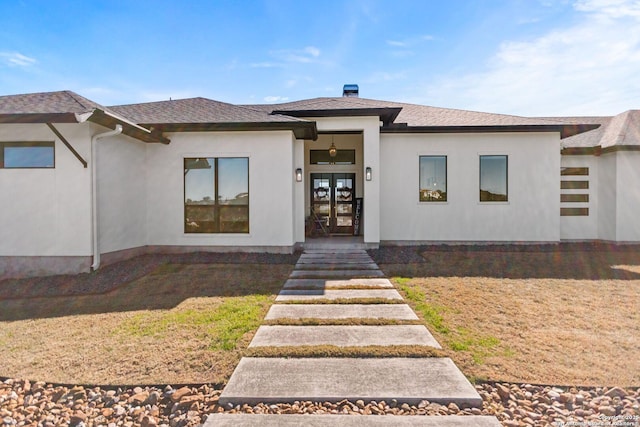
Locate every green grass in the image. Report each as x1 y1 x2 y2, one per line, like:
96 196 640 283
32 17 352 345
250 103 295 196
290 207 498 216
395 278 506 365
117 294 272 351
396 280 450 334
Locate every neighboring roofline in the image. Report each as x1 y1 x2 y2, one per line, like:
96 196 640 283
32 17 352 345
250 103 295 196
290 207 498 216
562 145 640 155
141 121 318 140
381 123 600 139
271 107 403 126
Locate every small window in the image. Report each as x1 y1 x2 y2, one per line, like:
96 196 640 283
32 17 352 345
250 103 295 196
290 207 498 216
310 149 355 165
0 142 54 168
184 157 249 233
419 156 447 202
480 155 508 202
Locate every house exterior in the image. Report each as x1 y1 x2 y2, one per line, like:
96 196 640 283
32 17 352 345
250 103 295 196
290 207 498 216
0 87 637 279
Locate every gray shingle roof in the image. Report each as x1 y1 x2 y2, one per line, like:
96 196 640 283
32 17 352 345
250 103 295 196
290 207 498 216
245 97 568 127
109 97 310 124
543 111 640 149
0 90 106 115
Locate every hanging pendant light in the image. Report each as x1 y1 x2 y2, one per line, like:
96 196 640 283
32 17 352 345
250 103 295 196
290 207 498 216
329 135 337 159
328 142 337 158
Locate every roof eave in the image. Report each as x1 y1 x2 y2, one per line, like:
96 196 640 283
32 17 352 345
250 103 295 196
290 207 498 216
87 109 170 144
144 121 318 140
0 112 79 124
271 107 402 126
381 123 600 139
0 110 170 144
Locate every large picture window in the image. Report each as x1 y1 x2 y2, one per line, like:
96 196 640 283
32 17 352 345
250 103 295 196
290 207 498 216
0 142 54 168
184 157 249 233
419 156 447 202
480 155 508 202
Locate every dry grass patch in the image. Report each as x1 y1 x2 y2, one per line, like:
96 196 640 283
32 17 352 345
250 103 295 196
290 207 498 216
0 263 292 386
247 345 445 358
278 298 404 304
262 318 424 326
385 248 640 386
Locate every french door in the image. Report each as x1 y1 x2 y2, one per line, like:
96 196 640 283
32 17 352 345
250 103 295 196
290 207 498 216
311 173 355 234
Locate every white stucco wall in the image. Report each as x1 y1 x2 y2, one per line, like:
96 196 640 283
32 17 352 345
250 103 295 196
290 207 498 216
0 123 92 256
560 155 599 240
598 153 617 241
145 131 297 248
615 151 640 241
293 137 305 244
379 132 561 242
306 117 380 244
96 129 148 254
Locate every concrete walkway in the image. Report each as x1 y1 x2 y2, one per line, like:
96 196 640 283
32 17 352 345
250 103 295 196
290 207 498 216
208 248 500 426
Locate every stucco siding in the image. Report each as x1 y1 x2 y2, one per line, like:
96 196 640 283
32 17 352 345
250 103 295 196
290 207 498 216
97 130 147 254
145 131 296 248
0 123 92 257
598 153 617 241
615 151 640 241
379 132 561 242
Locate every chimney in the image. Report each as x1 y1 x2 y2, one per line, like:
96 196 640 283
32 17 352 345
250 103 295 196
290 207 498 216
343 84 359 97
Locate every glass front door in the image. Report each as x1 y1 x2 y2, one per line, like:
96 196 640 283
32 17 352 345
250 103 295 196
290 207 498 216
311 173 355 234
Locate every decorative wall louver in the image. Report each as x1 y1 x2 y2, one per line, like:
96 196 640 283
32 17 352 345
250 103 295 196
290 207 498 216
560 167 589 216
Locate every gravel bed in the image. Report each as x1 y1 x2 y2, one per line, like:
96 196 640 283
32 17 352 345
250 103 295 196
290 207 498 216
0 251 300 299
2 379 637 426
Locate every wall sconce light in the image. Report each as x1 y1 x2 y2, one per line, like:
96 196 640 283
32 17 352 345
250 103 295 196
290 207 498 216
365 166 372 181
295 168 303 182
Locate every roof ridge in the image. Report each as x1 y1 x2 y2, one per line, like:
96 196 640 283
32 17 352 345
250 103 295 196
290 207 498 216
63 90 101 111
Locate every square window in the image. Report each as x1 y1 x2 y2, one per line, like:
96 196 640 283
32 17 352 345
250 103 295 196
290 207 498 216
419 156 447 202
480 155 508 202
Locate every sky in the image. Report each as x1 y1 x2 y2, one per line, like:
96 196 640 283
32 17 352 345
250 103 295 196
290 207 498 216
1 0 639 117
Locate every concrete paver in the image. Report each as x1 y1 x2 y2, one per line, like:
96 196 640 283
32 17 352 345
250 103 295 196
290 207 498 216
264 304 419 320
204 414 502 426
249 325 441 348
282 278 394 289
295 263 380 270
218 357 482 407
290 270 385 278
275 289 402 301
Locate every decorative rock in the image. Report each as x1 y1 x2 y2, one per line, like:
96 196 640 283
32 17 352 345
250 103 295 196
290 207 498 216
496 384 511 400
599 405 617 416
605 387 628 399
170 387 192 402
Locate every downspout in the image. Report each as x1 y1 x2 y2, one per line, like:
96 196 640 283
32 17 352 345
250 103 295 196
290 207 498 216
91 125 123 271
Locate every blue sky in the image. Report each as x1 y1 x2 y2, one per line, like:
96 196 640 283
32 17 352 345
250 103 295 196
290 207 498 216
1 0 639 116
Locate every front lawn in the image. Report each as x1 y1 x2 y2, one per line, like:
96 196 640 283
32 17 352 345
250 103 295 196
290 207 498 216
376 245 640 386
0 259 293 386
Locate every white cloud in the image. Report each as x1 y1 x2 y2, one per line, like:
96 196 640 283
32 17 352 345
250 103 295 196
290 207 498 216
304 46 320 57
574 0 640 17
250 62 283 68
421 0 640 116
1 52 37 67
264 96 289 102
386 40 407 47
270 46 321 64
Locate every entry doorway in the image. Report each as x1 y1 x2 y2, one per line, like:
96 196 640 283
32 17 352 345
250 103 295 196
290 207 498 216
310 173 355 234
